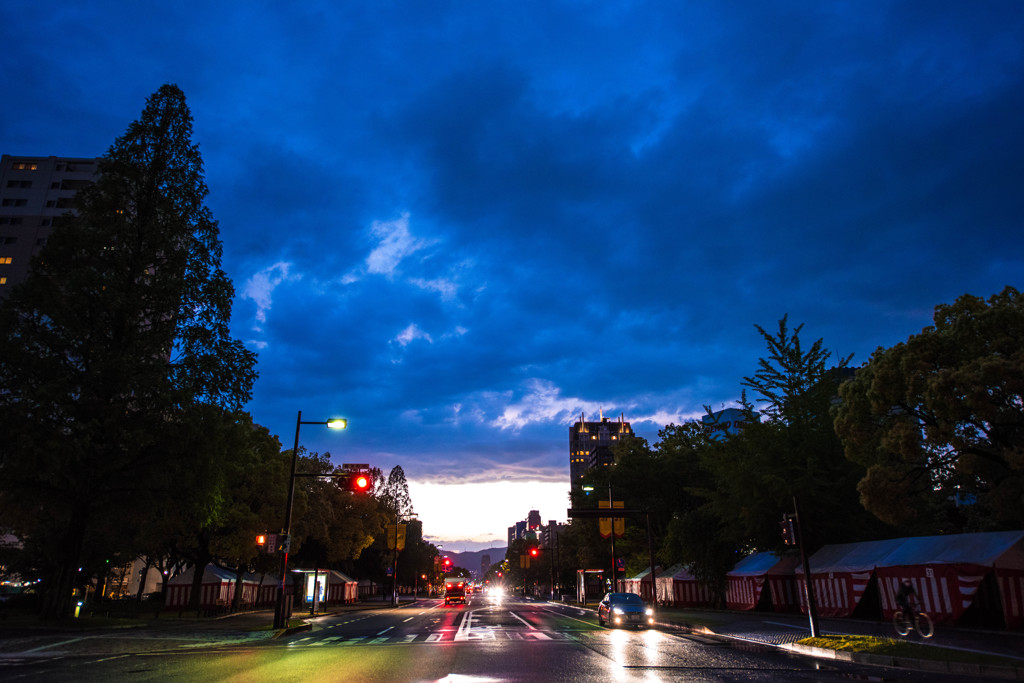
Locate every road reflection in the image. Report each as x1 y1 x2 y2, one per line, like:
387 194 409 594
606 626 673 681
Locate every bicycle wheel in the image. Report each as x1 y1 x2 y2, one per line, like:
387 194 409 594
893 611 911 636
914 612 934 638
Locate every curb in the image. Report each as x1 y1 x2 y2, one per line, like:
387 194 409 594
637 612 1024 681
273 623 312 639
778 642 1024 681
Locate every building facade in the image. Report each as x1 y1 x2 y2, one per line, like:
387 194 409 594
0 154 100 297
569 412 633 484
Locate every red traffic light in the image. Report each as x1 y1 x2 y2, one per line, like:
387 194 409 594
340 470 373 493
529 547 539 557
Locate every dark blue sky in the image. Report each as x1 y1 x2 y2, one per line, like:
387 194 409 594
3 2 1022 549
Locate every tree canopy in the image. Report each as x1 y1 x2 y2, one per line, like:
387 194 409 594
0 84 257 617
835 286 1024 531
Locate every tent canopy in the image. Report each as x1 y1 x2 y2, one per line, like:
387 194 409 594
879 531 1024 570
728 552 787 577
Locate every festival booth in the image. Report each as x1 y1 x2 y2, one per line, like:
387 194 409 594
254 572 290 607
670 566 714 608
325 570 359 604
726 552 797 611
165 566 257 610
796 538 904 618
358 578 379 599
873 530 1024 628
623 567 659 601
762 555 802 613
654 564 683 605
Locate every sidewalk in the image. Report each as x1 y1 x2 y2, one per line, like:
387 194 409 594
645 605 1024 680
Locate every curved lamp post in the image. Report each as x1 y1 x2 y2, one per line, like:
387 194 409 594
274 410 347 629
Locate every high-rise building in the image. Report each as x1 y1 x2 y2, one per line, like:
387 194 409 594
569 412 633 484
507 520 527 546
527 510 541 531
0 154 100 297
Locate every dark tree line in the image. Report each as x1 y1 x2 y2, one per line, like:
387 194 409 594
562 290 1023 601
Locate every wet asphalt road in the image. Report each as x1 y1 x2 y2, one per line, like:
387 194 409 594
0 593 985 681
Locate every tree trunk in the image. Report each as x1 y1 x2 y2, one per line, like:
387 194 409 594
188 557 209 612
232 563 245 612
136 557 152 603
40 506 90 619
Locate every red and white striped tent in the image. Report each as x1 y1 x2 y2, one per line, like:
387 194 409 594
254 572 291 607
762 555 802 613
796 538 905 618
670 566 714 608
623 566 659 601
726 552 798 611
654 564 683 605
325 570 359 604
165 566 257 609
873 530 1024 627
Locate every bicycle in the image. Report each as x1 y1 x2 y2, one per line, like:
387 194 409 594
893 608 934 638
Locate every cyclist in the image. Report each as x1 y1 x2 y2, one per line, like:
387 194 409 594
895 579 919 616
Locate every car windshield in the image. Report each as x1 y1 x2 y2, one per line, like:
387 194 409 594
610 593 644 605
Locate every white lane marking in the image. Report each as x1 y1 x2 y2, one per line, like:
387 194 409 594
336 637 366 646
403 617 414 622
454 609 474 641
377 626 394 636
24 637 93 653
509 610 536 630
541 606 596 627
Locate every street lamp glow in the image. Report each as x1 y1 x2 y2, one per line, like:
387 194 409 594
326 419 347 429
582 485 594 492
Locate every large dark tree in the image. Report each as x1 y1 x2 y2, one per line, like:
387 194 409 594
692 318 884 569
0 84 257 618
835 286 1024 531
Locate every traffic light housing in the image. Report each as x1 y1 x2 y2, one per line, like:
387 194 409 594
780 514 797 546
337 467 373 493
350 472 371 492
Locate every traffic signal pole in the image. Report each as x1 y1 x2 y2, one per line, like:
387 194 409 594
793 496 820 637
608 483 617 592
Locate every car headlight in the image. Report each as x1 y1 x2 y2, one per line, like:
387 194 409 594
612 607 623 615
645 608 654 616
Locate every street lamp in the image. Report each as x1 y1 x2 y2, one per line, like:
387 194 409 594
391 511 418 606
274 410 347 629
583 482 619 592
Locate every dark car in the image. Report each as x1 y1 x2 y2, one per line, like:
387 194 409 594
597 592 654 628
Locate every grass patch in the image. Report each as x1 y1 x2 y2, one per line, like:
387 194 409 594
798 635 1020 667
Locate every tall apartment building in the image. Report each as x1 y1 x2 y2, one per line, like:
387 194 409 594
0 154 100 297
569 412 633 484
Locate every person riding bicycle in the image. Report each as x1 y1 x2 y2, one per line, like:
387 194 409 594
895 579 920 615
